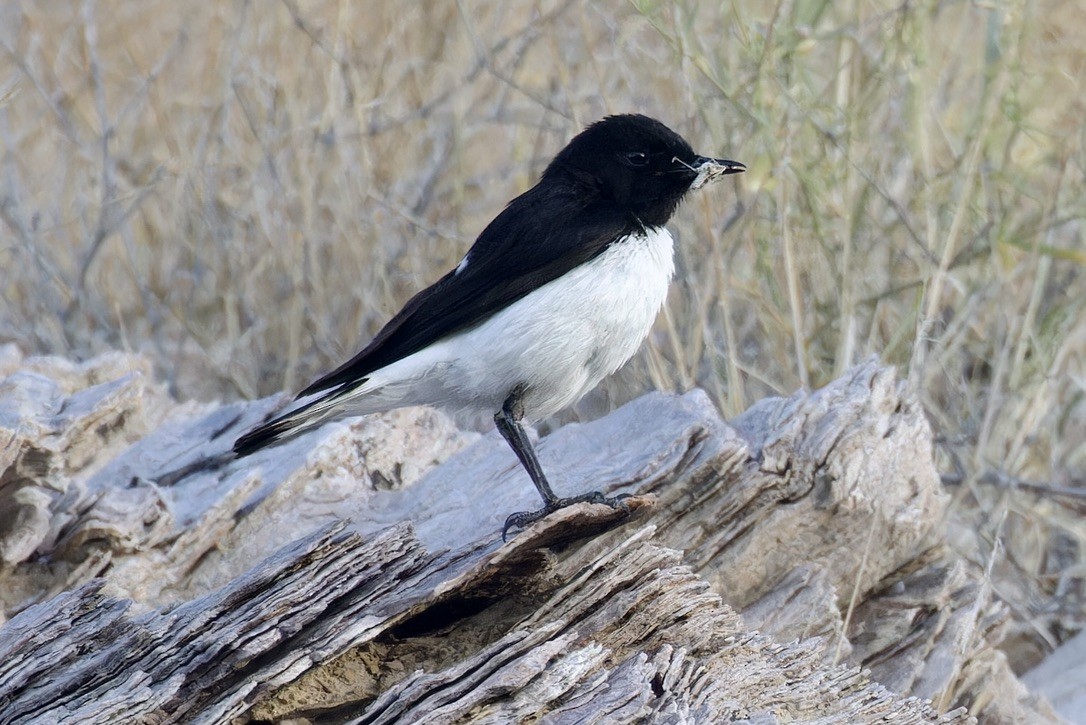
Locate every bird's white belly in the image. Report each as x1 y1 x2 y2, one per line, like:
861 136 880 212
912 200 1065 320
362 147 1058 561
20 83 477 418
357 227 675 421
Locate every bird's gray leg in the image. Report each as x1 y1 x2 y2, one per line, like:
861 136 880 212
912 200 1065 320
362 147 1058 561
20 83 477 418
493 385 560 506
495 385 628 541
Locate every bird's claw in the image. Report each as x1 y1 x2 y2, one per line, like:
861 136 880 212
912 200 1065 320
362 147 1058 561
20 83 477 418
501 491 631 541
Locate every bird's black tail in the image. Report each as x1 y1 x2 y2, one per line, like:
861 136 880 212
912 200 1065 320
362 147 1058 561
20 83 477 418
233 386 354 457
233 413 300 457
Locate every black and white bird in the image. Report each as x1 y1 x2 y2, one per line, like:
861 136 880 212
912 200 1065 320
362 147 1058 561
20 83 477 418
234 114 744 538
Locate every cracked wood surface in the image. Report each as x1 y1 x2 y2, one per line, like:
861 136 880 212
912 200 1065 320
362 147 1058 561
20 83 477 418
0 346 1060 723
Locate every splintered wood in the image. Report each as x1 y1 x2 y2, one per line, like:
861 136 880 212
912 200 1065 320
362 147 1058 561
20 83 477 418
0 346 1057 722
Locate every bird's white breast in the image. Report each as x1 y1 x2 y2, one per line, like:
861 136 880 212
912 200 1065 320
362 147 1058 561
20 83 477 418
345 227 676 422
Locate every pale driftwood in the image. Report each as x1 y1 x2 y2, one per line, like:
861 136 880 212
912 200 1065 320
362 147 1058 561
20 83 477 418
0 348 1060 722
0 516 947 725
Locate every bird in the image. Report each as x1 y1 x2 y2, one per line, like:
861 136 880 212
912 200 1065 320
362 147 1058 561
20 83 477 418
233 113 745 539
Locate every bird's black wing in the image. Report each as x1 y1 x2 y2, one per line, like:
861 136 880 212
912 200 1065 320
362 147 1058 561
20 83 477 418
296 182 639 399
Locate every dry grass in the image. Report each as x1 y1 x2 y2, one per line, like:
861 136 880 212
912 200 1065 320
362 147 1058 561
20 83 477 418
1 0 1084 686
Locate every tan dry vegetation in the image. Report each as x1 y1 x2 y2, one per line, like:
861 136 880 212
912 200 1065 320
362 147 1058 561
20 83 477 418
1 0 1083 677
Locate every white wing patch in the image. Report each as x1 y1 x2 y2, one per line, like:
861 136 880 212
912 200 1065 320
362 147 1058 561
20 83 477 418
455 252 471 275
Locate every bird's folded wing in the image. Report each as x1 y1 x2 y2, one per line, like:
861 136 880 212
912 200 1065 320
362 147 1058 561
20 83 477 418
296 185 636 399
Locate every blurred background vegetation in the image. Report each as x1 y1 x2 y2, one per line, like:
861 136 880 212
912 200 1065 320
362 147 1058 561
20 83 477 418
1 0 1083 683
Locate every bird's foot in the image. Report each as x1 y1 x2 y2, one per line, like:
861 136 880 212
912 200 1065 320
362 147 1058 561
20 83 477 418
502 491 631 542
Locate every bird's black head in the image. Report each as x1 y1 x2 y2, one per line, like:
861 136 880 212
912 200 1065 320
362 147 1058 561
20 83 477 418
543 114 744 228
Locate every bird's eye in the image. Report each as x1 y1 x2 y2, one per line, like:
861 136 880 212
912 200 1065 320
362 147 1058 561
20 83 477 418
623 151 650 167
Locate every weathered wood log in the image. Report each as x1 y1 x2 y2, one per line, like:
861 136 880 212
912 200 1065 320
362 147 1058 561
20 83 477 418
0 347 1060 722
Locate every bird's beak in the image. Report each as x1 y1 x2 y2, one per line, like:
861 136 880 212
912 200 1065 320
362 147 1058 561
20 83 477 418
690 156 746 190
695 156 746 174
